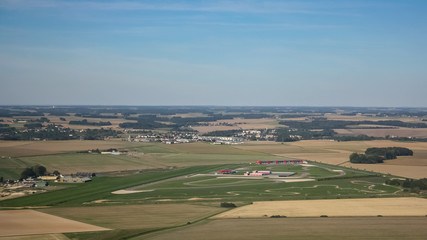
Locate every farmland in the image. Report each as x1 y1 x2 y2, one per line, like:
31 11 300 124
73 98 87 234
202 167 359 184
0 209 108 237
1 106 427 239
235 140 427 179
213 197 427 218
139 217 427 240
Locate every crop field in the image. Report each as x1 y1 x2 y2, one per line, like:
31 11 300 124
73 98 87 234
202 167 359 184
0 142 280 177
192 118 280 133
0 140 132 157
39 204 223 239
341 163 427 180
0 209 108 237
335 127 427 138
213 197 427 218
44 115 134 130
3 140 427 179
140 217 427 240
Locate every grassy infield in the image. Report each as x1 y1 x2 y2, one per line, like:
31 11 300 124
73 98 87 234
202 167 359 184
0 142 424 239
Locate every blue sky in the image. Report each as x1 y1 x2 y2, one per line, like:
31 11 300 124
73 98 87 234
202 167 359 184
1 0 426 106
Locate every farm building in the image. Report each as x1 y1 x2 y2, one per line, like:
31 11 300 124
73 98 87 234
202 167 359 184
255 160 306 165
39 176 58 181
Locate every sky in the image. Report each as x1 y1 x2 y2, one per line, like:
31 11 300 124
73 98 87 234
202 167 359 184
1 0 426 107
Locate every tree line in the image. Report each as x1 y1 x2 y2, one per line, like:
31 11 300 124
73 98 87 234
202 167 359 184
69 119 112 126
349 147 413 164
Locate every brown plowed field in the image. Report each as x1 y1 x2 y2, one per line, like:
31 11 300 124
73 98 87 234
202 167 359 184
0 210 109 237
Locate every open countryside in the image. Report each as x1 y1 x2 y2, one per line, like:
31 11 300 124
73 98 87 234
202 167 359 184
1 106 427 239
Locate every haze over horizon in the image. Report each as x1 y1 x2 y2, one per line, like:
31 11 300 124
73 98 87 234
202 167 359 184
1 0 426 107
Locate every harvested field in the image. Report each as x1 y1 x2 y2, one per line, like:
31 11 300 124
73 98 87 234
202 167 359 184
161 142 264 155
325 114 423 123
192 118 279 133
213 197 427 218
47 115 132 130
342 163 427 179
40 204 222 230
0 210 108 237
335 127 427 138
0 140 132 157
382 151 427 166
141 217 427 240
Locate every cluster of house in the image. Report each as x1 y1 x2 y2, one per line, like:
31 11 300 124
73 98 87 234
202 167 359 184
128 132 244 145
237 130 276 141
127 128 280 144
129 132 197 144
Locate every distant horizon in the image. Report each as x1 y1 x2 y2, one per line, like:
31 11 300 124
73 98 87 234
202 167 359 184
1 104 427 109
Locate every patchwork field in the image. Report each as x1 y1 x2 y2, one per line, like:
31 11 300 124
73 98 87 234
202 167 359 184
0 209 108 237
1 138 427 239
213 197 427 218
192 118 280 133
0 142 278 177
140 217 427 240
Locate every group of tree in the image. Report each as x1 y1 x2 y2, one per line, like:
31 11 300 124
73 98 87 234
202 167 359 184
20 165 47 179
275 127 335 142
0 124 120 141
69 119 112 126
349 147 413 164
385 178 427 193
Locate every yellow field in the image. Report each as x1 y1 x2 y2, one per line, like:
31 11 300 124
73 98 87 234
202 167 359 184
0 210 108 237
141 217 427 240
40 204 223 230
213 197 427 218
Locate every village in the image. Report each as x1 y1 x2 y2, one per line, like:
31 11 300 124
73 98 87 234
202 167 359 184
128 128 278 145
